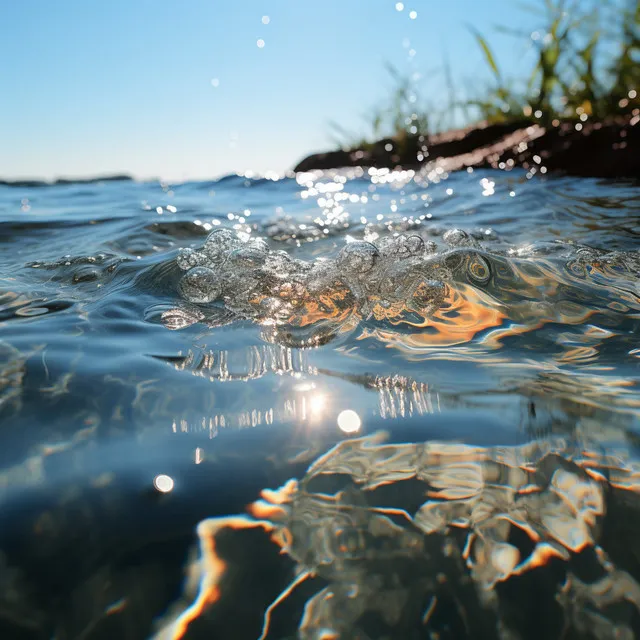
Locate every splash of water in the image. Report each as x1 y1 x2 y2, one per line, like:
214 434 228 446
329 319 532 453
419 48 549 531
162 227 640 352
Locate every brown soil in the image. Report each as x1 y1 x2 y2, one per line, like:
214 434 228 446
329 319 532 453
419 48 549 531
293 114 640 180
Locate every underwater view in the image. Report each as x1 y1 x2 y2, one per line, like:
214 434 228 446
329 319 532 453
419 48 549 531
2 0 640 638
1 168 639 639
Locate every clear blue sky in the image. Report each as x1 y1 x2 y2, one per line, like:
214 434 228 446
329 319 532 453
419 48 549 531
0 1 573 181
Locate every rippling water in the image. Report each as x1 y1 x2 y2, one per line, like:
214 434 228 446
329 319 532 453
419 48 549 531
1 168 639 639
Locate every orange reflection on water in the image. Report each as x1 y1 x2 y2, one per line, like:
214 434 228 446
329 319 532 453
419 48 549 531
162 432 640 639
248 500 288 521
363 283 506 348
512 542 569 574
358 277 627 362
261 478 298 505
172 516 275 640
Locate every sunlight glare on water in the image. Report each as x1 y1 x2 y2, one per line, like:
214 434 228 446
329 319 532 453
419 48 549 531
337 409 361 433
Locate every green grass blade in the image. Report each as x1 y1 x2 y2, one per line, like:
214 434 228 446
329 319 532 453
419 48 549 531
468 27 502 82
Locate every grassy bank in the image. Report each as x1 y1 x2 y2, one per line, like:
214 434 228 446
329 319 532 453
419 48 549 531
331 0 638 150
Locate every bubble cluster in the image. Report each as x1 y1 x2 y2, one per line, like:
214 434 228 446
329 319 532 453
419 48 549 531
169 228 494 330
165 226 640 345
565 246 640 279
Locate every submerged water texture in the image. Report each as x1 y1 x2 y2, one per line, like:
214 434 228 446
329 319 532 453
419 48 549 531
1 168 639 639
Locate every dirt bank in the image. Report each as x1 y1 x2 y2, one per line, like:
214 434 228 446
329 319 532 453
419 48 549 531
293 114 640 179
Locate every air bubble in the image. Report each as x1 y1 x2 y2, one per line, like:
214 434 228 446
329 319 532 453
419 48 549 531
443 228 475 247
203 229 241 263
336 241 379 274
379 234 424 258
177 248 207 271
248 237 270 253
178 267 222 303
227 246 268 269
264 250 294 276
467 254 491 285
424 240 438 254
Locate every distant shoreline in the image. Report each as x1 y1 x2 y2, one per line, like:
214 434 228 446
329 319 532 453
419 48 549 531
0 174 134 188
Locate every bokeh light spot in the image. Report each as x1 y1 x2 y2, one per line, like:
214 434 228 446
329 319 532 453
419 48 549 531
154 474 174 493
337 409 361 434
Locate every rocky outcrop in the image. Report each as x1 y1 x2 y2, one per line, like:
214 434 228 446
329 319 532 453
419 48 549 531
293 114 640 179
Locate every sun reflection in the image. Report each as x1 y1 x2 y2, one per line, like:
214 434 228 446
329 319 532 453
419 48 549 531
337 409 361 433
154 474 174 493
309 393 326 419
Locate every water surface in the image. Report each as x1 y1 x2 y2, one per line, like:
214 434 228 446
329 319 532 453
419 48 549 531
1 167 639 639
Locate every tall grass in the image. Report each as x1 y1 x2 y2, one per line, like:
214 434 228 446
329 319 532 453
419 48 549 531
330 0 638 149
469 0 639 124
